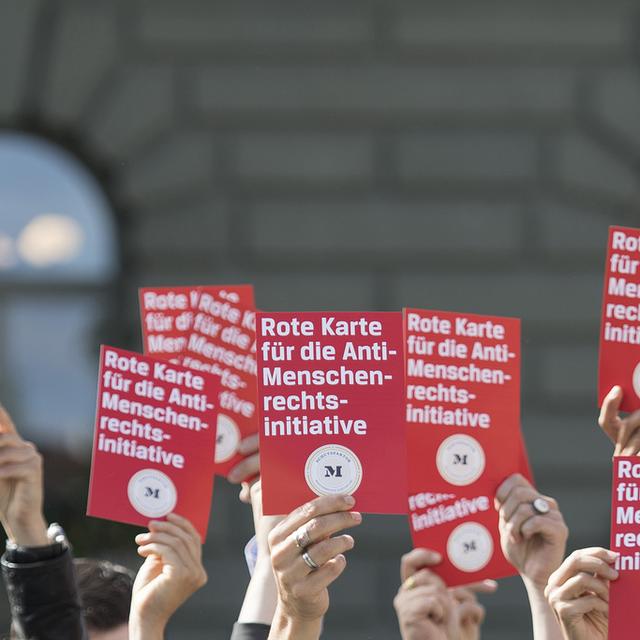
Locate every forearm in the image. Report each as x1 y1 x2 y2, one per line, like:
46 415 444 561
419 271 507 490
267 605 322 640
523 577 564 640
2 511 49 547
128 615 166 640
238 561 278 625
2 546 87 640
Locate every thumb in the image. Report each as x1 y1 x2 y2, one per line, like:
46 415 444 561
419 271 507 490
0 404 17 435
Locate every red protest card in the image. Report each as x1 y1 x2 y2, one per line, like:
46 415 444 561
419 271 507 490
87 346 220 540
610 456 640 639
599 226 640 412
405 308 526 586
257 312 407 515
139 285 255 363
182 292 258 476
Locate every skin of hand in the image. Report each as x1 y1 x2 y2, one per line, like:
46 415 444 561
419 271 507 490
452 582 497 640
545 548 619 640
129 513 207 639
396 548 496 640
599 386 640 455
495 474 569 589
268 494 361 624
0 404 48 546
228 433 260 501
394 568 459 640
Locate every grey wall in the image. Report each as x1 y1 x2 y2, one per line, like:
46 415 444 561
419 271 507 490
2 1 640 637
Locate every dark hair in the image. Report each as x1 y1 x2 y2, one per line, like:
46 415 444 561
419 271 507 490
75 558 135 631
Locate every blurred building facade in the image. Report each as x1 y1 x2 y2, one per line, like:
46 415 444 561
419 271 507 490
1 1 640 637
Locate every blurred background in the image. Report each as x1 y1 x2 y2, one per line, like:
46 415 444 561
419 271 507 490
0 0 638 637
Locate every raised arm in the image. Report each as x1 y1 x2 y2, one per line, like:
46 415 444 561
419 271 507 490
0 404 86 640
545 548 617 640
129 513 207 640
495 473 568 640
267 494 361 640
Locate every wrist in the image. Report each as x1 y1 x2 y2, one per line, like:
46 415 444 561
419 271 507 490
270 604 322 640
254 557 275 576
4 513 49 547
129 611 166 640
522 574 550 595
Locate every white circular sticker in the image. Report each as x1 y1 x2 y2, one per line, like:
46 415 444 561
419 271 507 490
436 434 486 486
447 522 494 573
215 413 241 463
127 468 177 518
633 362 640 399
304 445 363 496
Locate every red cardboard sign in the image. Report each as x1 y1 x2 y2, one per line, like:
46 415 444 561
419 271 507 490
256 312 407 515
599 226 640 412
405 308 527 586
139 285 255 364
87 346 220 540
610 456 640 639
182 292 258 476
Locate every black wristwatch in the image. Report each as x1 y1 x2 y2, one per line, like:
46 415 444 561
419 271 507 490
4 522 70 564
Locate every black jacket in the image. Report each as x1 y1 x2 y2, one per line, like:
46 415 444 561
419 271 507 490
2 545 86 640
230 623 271 640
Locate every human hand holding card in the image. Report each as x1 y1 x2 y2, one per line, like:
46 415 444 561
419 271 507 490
599 226 640 412
182 293 258 476
257 312 407 515
139 284 255 364
609 456 640 640
404 309 530 586
87 346 220 540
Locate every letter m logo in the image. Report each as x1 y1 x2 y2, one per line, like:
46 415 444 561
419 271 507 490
145 487 160 499
324 465 343 478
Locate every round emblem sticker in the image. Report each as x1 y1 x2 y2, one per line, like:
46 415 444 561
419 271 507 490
447 522 494 573
633 362 640 399
436 434 486 486
215 414 241 464
304 445 363 496
127 468 177 518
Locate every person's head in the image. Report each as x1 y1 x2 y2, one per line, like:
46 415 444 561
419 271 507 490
75 558 135 640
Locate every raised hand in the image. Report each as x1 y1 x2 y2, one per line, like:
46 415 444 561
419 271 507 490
267 494 361 640
394 549 460 640
545 548 618 640
129 513 207 640
228 433 260 502
495 474 568 588
599 386 640 455
0 404 48 546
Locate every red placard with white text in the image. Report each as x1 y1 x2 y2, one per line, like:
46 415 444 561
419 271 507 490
610 456 640 639
87 346 220 540
599 226 640 412
139 285 255 363
257 312 407 515
405 308 529 586
182 292 258 476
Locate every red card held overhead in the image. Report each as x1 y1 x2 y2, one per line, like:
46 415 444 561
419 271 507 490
182 292 258 476
139 285 255 364
256 312 407 515
610 456 640 640
404 308 528 586
599 226 640 412
87 346 220 540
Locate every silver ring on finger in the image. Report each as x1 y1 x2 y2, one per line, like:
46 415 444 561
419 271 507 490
532 497 550 515
302 550 319 571
295 527 311 550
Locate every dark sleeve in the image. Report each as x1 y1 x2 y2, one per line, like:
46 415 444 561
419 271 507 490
230 622 271 640
2 547 87 640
